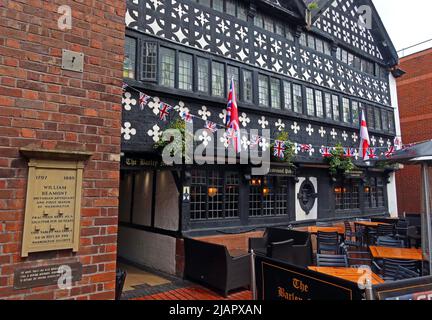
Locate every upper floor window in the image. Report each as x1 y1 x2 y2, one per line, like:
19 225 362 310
300 33 331 56
212 0 223 11
324 93 332 119
306 88 315 116
367 105 375 130
254 13 264 28
141 42 157 81
178 52 193 91
332 95 340 121
197 57 209 93
388 111 395 133
352 101 359 125
263 16 274 32
283 81 292 110
293 84 303 114
124 36 137 79
270 78 281 109
212 61 225 97
381 110 388 132
197 0 211 7
160 47 175 88
258 74 269 106
227 65 240 95
374 108 382 130
242 70 253 103
315 90 324 118
237 2 248 21
342 97 350 123
337 47 375 76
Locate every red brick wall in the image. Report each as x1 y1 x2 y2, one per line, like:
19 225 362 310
396 48 432 214
0 1 125 299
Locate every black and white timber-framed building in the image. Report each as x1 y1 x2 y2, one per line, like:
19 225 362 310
118 0 403 275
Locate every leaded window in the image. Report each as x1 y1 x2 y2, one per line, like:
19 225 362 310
306 88 315 116
258 74 269 106
325 93 332 119
212 61 225 97
334 180 360 210
160 47 175 87
190 170 240 220
332 95 340 121
381 110 388 132
141 41 157 81
263 16 274 32
364 177 386 208
270 78 281 109
124 36 137 79
367 105 375 129
212 0 223 11
293 84 303 114
178 52 192 91
275 22 284 36
198 0 210 7
374 108 382 130
225 0 236 16
243 70 253 102
197 57 209 93
227 65 239 94
237 2 247 21
342 97 350 123
352 101 359 125
388 111 395 133
315 90 324 118
283 81 292 110
249 176 288 217
254 13 264 28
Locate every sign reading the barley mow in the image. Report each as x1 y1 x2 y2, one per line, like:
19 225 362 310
21 156 85 257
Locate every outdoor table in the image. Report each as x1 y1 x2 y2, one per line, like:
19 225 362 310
308 266 384 285
369 246 423 260
308 226 345 235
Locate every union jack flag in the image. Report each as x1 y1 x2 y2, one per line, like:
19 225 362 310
158 103 172 121
249 135 261 148
385 146 395 158
343 147 355 158
225 78 241 153
273 140 286 159
204 121 217 133
367 147 377 159
139 92 151 110
300 144 312 153
320 146 332 157
180 111 193 123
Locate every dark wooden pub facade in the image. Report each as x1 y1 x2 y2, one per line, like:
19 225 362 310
118 0 402 275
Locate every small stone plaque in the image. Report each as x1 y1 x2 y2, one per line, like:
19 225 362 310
61 49 84 72
21 159 84 257
14 262 82 290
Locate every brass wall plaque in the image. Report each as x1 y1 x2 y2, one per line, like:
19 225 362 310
14 262 82 289
21 159 84 257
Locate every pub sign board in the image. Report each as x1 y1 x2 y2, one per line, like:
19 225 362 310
372 276 432 300
21 159 84 257
255 256 363 300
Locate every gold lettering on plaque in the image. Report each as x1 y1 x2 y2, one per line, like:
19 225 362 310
21 159 84 257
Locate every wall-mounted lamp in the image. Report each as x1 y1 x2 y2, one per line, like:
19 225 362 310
262 187 270 196
250 178 262 186
208 187 218 198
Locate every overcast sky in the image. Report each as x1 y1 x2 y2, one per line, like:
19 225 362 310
373 0 432 55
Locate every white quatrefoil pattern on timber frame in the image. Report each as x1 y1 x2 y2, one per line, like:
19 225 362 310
121 122 136 140
147 124 162 142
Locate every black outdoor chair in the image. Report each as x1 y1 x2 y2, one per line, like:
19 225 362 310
317 231 341 254
341 245 372 268
343 221 361 248
376 236 404 248
249 228 313 268
373 258 419 281
115 268 127 300
376 224 395 237
184 237 251 297
394 220 409 246
395 265 420 281
407 225 421 248
316 254 349 267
